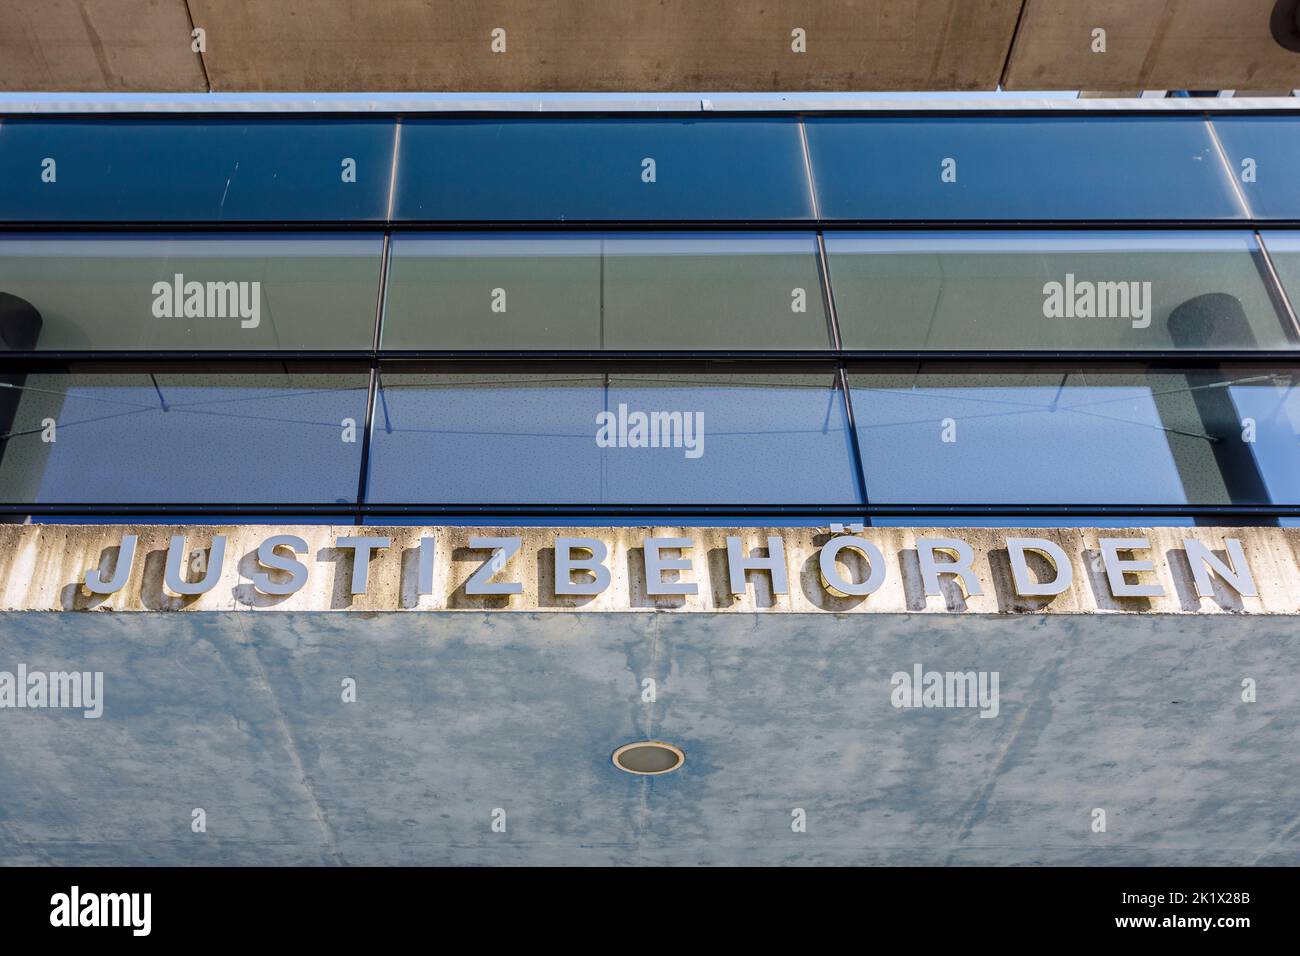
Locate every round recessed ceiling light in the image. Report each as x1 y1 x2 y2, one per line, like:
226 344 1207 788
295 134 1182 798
612 741 684 776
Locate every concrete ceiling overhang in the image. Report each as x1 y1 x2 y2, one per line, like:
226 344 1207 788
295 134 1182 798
1003 0 1300 91
1 610 1297 865
2 1 1297 94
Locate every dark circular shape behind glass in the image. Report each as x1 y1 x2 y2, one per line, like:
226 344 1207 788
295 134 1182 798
1270 0 1300 52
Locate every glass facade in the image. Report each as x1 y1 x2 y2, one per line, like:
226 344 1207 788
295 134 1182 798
825 232 1294 351
0 234 383 351
366 368 860 504
804 115 1249 221
0 110 1297 521
0 363 368 504
393 118 814 221
0 119 396 222
848 365 1300 506
383 233 829 350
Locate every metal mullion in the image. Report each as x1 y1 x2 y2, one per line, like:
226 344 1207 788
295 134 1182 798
812 203 872 522
353 229 393 523
1254 229 1300 341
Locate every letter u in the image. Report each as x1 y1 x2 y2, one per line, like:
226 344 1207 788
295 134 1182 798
164 535 227 596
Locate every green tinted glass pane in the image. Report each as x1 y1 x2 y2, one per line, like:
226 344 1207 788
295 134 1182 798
0 235 382 351
849 366 1300 505
1261 232 1300 315
602 236 828 350
826 232 1292 351
0 364 368 504
381 234 830 350
384 237 602 349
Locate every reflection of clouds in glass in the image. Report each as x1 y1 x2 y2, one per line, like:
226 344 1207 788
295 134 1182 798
0 374 367 504
851 373 1300 506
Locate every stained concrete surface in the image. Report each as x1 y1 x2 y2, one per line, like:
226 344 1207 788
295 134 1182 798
1003 0 1300 91
0 0 206 92
6 524 1299 615
5 1 1298 94
0 610 1296 866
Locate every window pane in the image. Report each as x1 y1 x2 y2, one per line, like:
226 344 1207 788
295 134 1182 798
806 117 1245 220
1210 117 1300 220
0 364 368 503
382 233 829 350
393 119 813 221
0 119 395 221
1261 232 1300 321
848 365 1300 505
0 234 382 351
366 369 861 504
826 232 1292 350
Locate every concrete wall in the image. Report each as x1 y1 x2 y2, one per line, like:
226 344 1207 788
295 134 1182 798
1003 0 1300 91
184 0 1022 92
3 1 1296 93
0 610 1295 865
2 524 1296 865
0 0 206 92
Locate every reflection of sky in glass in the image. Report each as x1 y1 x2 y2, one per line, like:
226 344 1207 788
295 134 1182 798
807 116 1244 220
852 383 1189 504
396 118 813 221
0 119 395 221
0 376 368 503
1229 383 1300 504
854 374 1300 505
366 374 861 504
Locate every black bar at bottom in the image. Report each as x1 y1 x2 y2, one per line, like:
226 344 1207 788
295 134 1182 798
0 866 1282 942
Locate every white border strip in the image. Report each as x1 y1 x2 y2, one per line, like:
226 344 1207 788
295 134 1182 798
0 92 1297 114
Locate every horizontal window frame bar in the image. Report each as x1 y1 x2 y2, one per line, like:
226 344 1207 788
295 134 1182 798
6 503 1300 518
5 220 1300 231
5 107 1299 121
2 352 1299 368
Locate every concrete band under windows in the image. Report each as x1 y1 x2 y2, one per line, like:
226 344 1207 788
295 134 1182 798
6 523 1299 615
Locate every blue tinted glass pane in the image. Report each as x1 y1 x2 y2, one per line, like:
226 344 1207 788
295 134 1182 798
0 234 382 350
825 231 1292 350
0 365 368 503
806 117 1245 220
1227 377 1300 505
366 370 860 504
0 120 395 221
394 119 813 221
382 233 829 350
849 367 1300 505
1211 117 1300 219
